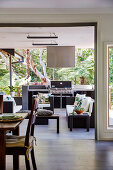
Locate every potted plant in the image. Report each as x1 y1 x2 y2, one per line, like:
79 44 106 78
8 86 15 97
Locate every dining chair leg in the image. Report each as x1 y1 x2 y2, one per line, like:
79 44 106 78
31 148 37 170
25 155 30 170
13 154 19 170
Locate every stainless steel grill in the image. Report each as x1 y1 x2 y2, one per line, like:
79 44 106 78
50 88 73 94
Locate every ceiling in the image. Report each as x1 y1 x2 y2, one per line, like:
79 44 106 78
0 0 113 9
0 26 94 49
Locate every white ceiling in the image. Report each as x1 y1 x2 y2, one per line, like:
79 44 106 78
0 26 94 49
0 0 113 9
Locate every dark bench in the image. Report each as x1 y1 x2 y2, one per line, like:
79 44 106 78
3 97 22 113
35 114 59 133
66 97 95 128
69 113 90 132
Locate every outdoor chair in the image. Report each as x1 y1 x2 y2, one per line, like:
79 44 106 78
6 98 37 170
66 95 95 128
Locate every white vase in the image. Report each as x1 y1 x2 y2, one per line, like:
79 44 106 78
10 91 15 97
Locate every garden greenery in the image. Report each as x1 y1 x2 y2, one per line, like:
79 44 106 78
0 48 94 95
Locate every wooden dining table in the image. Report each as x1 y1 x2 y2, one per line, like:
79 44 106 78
0 113 28 170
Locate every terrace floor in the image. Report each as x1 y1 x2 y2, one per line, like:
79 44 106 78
6 109 113 170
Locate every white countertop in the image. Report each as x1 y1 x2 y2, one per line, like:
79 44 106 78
72 85 94 91
28 89 49 92
73 89 94 91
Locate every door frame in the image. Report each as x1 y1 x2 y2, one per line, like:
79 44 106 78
104 42 113 134
0 22 97 139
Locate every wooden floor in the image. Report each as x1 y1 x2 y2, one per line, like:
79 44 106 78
6 109 113 170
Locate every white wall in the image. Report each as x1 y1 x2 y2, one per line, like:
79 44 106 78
0 9 113 140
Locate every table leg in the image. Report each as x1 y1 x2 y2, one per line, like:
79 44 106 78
12 126 20 135
13 155 19 170
12 127 20 170
57 117 59 133
70 116 73 131
86 116 90 132
0 130 6 170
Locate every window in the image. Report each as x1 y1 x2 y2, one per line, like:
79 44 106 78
108 46 113 127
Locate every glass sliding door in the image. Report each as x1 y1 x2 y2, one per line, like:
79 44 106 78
108 46 113 127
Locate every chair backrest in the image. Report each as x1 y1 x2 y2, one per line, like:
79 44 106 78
25 98 38 147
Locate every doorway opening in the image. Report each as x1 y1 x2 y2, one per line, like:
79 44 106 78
0 22 97 140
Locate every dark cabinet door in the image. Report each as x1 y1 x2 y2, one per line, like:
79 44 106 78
54 96 61 108
28 91 33 110
62 96 66 108
54 94 73 108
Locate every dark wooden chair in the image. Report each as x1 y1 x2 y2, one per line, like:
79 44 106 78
6 99 37 170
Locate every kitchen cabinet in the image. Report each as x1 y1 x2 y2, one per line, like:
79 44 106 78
52 90 94 109
52 94 73 108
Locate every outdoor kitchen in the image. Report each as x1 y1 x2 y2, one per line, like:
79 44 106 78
22 81 95 110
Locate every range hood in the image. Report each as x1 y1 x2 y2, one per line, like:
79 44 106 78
47 46 75 68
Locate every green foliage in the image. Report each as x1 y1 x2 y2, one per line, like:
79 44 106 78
0 48 95 96
30 49 54 81
56 49 94 84
0 69 8 78
0 87 10 95
8 86 15 92
109 48 113 107
0 73 10 87
77 48 94 62
109 48 113 85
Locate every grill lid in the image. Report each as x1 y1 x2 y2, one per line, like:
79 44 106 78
51 81 72 89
